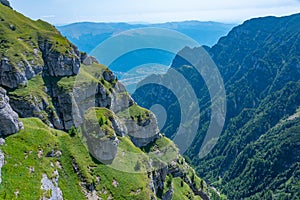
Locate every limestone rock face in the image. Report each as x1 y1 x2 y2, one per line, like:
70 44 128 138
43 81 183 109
10 95 49 121
152 164 168 193
110 82 134 113
39 40 81 77
87 136 119 162
83 108 121 162
0 39 80 89
0 87 23 136
82 56 98 65
110 116 127 137
103 70 115 83
0 57 43 89
40 172 63 200
121 112 159 147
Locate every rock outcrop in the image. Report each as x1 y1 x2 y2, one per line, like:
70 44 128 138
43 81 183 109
82 56 98 65
0 0 10 8
151 163 168 194
110 82 135 113
162 188 173 200
39 40 81 77
121 111 159 147
87 136 119 162
0 40 80 89
0 57 43 89
0 87 23 136
40 171 63 200
0 4 216 200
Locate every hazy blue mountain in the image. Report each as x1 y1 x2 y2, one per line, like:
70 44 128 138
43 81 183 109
58 21 234 94
57 21 235 53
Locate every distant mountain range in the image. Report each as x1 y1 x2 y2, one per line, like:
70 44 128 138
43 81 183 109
57 21 235 53
58 21 235 94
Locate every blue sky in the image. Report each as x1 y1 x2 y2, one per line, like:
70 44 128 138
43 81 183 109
10 0 300 25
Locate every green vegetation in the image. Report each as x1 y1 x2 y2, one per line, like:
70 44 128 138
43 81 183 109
142 136 179 165
112 136 150 173
220 117 300 199
0 118 86 199
172 177 202 200
8 74 58 124
91 163 151 199
0 118 153 199
9 74 46 98
0 3 72 68
84 107 116 138
117 104 151 123
133 13 300 199
0 117 213 199
57 63 111 92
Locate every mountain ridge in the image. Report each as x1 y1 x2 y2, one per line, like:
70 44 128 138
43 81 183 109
57 21 235 53
132 12 300 199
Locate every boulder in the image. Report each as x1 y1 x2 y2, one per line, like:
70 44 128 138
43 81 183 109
0 0 11 8
121 111 159 147
82 56 98 65
103 70 115 83
0 87 23 136
87 137 119 162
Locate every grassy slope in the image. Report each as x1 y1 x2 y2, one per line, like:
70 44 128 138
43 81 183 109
172 177 202 200
0 118 85 199
0 118 152 199
0 117 214 199
0 3 72 67
117 104 151 123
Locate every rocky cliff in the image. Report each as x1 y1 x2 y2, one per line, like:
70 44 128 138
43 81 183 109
0 1 161 148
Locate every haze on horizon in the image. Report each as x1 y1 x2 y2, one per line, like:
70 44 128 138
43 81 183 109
10 0 300 25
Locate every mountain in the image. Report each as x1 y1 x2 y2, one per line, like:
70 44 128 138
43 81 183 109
132 13 300 199
0 2 221 199
57 21 234 95
57 21 235 53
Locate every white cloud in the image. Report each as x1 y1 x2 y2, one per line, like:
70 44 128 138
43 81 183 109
41 15 55 19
